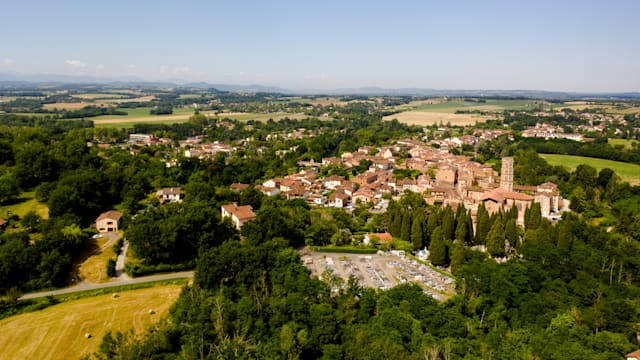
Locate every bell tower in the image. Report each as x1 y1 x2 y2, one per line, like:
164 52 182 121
500 157 514 192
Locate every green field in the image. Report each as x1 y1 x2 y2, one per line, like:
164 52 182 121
93 107 194 120
0 192 49 219
0 284 183 360
540 154 640 185
608 138 638 150
398 99 574 113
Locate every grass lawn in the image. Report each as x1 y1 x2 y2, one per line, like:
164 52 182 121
608 138 638 150
0 192 49 219
540 154 640 185
78 237 119 284
0 284 182 360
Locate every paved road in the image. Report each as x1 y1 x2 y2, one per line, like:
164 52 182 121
19 271 194 300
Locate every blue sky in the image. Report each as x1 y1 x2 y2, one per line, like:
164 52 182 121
1 0 639 91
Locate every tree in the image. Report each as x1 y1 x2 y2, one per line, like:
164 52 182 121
569 186 587 213
401 211 412 242
0 171 20 204
390 208 402 237
424 209 439 247
106 258 116 277
428 227 448 266
525 202 542 231
411 211 424 250
487 218 506 257
504 218 518 251
450 239 466 276
441 206 455 241
476 203 491 245
455 211 468 245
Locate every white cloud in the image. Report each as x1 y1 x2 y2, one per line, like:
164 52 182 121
96 64 105 70
65 59 86 70
3 57 13 65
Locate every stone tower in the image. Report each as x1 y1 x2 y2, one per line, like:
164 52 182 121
500 157 514 192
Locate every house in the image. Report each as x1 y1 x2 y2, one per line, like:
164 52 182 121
96 211 122 233
221 203 257 230
156 187 185 203
328 191 350 208
0 218 7 230
352 189 375 205
363 233 393 245
627 349 640 360
230 183 250 192
256 185 280 197
323 175 345 190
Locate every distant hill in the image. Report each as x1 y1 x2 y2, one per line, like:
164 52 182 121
0 72 638 99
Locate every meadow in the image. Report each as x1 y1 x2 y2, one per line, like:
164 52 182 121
0 284 183 360
540 154 640 185
0 191 49 219
608 138 638 150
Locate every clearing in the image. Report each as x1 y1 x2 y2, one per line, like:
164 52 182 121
540 154 640 185
0 284 182 360
0 191 49 219
608 138 638 150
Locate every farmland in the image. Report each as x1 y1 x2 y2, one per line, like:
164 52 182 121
385 98 605 126
383 111 490 126
540 154 640 185
0 284 182 360
93 108 307 128
393 98 569 113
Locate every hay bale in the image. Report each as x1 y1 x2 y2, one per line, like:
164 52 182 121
148 309 155 315
85 333 92 339
111 293 119 298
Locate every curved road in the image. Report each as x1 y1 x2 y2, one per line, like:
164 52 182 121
20 271 194 300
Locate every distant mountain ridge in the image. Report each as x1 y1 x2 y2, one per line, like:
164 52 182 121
0 72 638 99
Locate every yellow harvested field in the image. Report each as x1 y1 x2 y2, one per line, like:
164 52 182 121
70 93 125 100
0 285 182 360
102 95 156 103
93 113 204 125
384 111 490 126
43 102 106 110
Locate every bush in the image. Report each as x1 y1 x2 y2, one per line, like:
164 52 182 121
311 247 378 254
124 261 195 277
106 258 116 277
113 238 124 256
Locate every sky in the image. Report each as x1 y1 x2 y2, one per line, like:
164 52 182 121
1 0 639 92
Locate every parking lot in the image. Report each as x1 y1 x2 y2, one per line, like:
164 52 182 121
302 251 455 301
